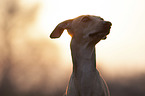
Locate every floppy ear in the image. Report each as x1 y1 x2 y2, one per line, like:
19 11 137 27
50 20 72 38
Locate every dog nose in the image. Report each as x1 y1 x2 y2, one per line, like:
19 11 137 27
103 21 112 26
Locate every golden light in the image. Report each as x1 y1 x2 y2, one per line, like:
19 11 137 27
1 0 145 95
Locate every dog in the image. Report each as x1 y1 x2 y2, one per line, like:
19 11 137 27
50 15 112 96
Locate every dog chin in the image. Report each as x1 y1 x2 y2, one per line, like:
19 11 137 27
101 36 107 40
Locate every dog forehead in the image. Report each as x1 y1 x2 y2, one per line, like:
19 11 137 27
72 15 102 25
77 15 101 19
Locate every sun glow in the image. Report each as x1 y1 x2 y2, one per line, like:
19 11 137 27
1 0 145 95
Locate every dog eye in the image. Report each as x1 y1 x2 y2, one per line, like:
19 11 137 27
81 16 91 22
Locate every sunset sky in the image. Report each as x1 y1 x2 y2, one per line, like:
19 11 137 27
0 0 145 95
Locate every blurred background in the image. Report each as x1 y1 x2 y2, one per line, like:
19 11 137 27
0 0 145 96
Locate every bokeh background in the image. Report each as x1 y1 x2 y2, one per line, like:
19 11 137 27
0 0 145 96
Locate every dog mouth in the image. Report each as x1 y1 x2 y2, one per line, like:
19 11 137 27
89 30 110 40
89 25 111 40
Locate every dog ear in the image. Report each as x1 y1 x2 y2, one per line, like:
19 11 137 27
50 20 72 38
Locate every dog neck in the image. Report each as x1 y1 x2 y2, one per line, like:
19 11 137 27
70 38 97 78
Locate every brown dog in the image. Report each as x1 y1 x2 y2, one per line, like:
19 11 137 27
50 15 112 96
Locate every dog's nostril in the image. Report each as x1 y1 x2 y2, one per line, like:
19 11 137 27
103 21 112 26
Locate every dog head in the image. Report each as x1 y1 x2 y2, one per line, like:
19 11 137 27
50 15 112 45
